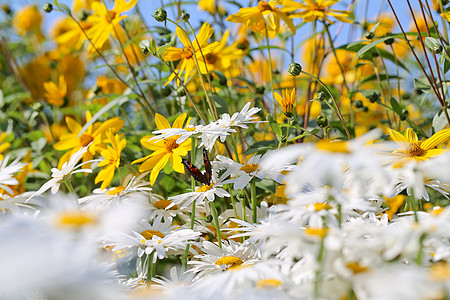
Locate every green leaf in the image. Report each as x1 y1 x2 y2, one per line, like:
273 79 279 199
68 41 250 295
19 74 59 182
390 97 402 115
267 113 282 140
432 108 450 132
213 95 228 115
353 34 402 60
156 40 174 57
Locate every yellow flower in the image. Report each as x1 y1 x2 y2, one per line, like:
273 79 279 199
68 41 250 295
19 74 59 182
197 0 225 14
388 128 450 161
226 1 296 39
132 113 191 185
95 132 126 190
383 195 406 220
73 0 99 12
275 88 296 118
162 23 219 85
12 5 43 38
22 56 52 100
53 17 88 51
43 76 67 106
285 0 352 23
203 30 245 73
85 0 137 53
54 111 125 169
0 132 11 160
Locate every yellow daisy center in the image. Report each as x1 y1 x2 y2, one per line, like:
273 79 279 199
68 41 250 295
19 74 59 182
346 262 369 274
107 186 125 195
215 256 244 270
58 212 97 228
240 163 259 173
205 53 218 64
141 230 165 240
405 143 427 157
304 227 329 239
79 134 94 147
164 137 179 153
153 199 178 210
256 279 282 289
257 1 272 12
197 183 214 192
181 46 193 59
185 126 197 131
308 202 333 211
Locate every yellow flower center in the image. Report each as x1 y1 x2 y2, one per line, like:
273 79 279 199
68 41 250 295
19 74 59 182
304 227 329 239
316 140 350 153
58 212 97 228
181 46 193 59
215 256 244 270
107 186 125 195
312 3 326 12
197 183 214 192
256 279 282 289
257 1 272 12
164 137 179 153
308 202 333 211
79 134 94 147
405 143 427 157
240 163 259 173
153 199 178 210
141 230 165 240
346 262 369 274
185 125 197 131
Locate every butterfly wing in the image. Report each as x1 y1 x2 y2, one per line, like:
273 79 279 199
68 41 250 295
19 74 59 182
203 149 212 185
182 158 209 185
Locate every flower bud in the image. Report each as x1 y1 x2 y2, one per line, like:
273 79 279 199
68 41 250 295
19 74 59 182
205 215 213 223
43 3 53 13
317 91 326 102
316 115 328 128
255 85 265 95
288 62 302 76
176 86 186 97
1 4 12 14
153 8 167 22
180 10 190 21
354 100 363 108
365 31 374 39
400 110 409 121
79 10 89 21
367 92 380 103
384 36 394 45
94 85 102 95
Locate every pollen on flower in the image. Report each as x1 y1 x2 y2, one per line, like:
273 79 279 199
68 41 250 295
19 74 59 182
256 279 282 289
181 46 193 59
215 255 244 270
257 1 272 12
346 262 369 274
107 186 125 195
405 143 427 157
240 163 259 173
304 227 329 239
58 212 97 228
79 134 94 147
154 199 178 210
141 229 165 240
197 183 214 192
185 125 197 131
316 140 350 153
308 202 333 211
164 137 179 153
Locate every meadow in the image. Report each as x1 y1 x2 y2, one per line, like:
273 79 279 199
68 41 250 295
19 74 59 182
2 0 450 299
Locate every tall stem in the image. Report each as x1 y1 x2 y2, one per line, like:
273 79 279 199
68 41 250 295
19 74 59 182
251 180 257 223
210 201 222 248
265 26 276 115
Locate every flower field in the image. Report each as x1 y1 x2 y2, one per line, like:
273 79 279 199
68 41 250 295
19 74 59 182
3 0 450 299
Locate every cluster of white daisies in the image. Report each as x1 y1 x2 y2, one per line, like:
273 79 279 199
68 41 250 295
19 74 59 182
2 103 450 299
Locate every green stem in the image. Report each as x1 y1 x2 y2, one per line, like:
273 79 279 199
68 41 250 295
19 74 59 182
183 138 197 269
265 26 276 115
301 71 351 140
313 238 325 300
416 234 425 265
251 180 257 223
147 252 154 285
210 201 222 248
64 179 76 195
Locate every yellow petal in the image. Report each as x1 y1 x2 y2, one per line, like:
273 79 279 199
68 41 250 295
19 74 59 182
388 128 408 146
421 128 450 150
404 128 418 143
173 113 187 129
150 154 170 184
155 113 171 130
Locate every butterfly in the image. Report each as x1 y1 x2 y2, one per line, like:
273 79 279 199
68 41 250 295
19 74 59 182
182 148 212 185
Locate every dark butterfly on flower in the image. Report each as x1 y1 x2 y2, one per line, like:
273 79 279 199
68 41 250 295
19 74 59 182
182 148 212 185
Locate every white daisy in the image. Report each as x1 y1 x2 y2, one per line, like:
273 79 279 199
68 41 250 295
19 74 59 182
27 146 94 200
0 156 25 195
188 240 260 278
